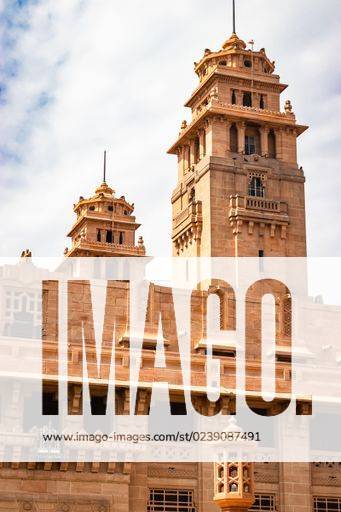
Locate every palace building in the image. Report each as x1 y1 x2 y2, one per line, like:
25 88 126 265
0 13 339 512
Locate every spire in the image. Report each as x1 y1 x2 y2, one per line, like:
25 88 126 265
103 149 107 184
95 149 114 195
222 0 246 51
232 0 236 34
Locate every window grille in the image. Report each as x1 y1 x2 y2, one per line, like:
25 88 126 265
245 135 256 155
147 489 196 512
248 177 264 198
250 494 276 511
283 295 292 337
314 497 341 511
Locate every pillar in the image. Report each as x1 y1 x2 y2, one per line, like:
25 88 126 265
275 128 284 160
183 144 190 172
177 147 184 179
237 122 246 154
236 90 243 106
252 92 260 109
261 126 269 157
226 121 231 153
279 463 312 512
190 138 196 167
199 129 206 159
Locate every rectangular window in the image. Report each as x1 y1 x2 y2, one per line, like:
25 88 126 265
147 489 196 512
251 494 276 511
259 250 264 273
245 135 256 155
314 497 341 511
42 391 58 415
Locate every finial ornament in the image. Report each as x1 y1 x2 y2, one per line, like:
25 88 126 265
103 150 107 184
232 0 236 34
21 249 32 258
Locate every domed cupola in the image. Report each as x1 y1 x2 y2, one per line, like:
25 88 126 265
222 32 247 51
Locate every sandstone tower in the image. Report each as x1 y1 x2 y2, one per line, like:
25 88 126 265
169 32 308 258
168 23 313 512
65 160 145 258
1 10 339 512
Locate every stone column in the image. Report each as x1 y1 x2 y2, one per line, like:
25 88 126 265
226 121 231 153
129 463 148 512
252 92 260 109
279 462 312 512
236 90 243 106
190 138 196 167
177 147 183 179
183 144 190 173
237 122 246 154
261 126 269 157
199 129 206 159
275 128 284 160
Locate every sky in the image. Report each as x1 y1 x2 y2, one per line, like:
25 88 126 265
0 0 341 257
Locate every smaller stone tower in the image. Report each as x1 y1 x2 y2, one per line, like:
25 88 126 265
65 180 145 257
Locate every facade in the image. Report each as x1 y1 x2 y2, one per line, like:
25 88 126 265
0 25 338 512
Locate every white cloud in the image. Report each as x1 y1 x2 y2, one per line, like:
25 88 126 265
0 0 341 256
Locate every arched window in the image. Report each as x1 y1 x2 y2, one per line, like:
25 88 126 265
268 129 276 158
189 188 195 204
231 89 237 105
243 92 252 107
230 124 238 152
206 283 236 333
248 177 264 198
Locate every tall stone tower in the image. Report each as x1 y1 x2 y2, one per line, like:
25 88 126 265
169 31 308 258
65 180 146 257
169 22 312 512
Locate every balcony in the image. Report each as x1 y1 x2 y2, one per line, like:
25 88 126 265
245 197 284 213
229 195 289 238
172 201 203 253
66 239 145 257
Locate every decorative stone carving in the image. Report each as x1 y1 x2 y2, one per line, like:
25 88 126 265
285 99 293 113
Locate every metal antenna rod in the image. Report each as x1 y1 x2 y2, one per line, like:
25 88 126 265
232 0 236 34
103 150 107 183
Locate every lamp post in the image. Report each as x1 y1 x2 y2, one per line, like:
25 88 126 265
213 418 255 512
